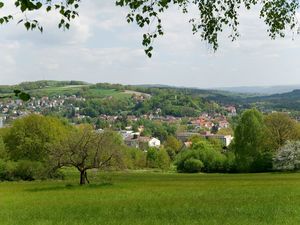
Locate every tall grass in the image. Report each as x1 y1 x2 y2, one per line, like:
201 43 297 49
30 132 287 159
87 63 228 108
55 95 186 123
1 171 300 225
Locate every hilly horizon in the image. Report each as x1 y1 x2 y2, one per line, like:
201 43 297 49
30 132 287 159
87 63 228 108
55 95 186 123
4 79 300 96
214 85 300 95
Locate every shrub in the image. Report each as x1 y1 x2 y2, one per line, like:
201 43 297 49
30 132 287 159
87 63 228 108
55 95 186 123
223 152 237 172
183 158 204 173
0 160 51 181
123 147 147 169
175 139 229 173
146 147 170 170
0 160 17 181
146 148 159 168
157 148 170 170
14 160 45 181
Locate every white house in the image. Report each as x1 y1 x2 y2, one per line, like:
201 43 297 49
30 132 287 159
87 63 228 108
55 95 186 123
148 138 161 148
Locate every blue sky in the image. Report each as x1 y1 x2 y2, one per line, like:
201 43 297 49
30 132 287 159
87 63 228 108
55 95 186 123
1 1 300 88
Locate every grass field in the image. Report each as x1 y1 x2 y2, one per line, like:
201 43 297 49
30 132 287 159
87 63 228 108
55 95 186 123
1 171 300 225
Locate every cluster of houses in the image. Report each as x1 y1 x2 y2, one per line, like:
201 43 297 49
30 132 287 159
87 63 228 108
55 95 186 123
189 112 232 132
0 95 86 124
0 94 236 149
27 95 85 111
176 131 233 147
119 129 161 149
117 129 233 151
0 99 29 123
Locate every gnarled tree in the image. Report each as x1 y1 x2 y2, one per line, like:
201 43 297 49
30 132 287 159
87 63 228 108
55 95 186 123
48 125 124 185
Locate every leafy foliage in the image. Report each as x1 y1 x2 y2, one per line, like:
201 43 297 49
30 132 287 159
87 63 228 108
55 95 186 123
48 125 125 184
164 135 182 160
273 141 300 171
264 112 300 152
182 158 204 173
175 139 231 173
0 0 299 56
146 147 170 170
232 109 271 172
0 0 80 32
3 114 69 161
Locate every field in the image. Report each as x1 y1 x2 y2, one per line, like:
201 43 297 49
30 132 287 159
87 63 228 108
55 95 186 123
0 84 132 100
26 85 131 99
1 171 300 225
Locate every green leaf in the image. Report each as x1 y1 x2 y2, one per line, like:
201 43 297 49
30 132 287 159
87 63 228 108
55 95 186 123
36 2 42 9
24 21 31 30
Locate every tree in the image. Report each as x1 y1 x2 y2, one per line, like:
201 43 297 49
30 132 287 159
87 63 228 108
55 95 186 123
0 136 7 159
233 109 270 172
48 126 124 185
175 139 227 173
217 127 234 136
164 136 182 160
273 141 300 171
264 113 300 152
3 114 69 161
182 158 204 173
146 147 170 170
0 0 299 57
0 89 31 101
156 148 171 170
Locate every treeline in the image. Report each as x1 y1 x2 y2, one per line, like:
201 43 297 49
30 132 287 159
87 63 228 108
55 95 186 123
170 109 300 173
0 80 87 94
0 114 230 184
18 80 87 90
0 115 173 184
1 110 300 184
232 109 300 172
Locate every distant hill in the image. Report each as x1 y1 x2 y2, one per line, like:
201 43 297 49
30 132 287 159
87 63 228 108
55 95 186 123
216 85 300 95
240 89 300 111
135 84 300 111
4 80 300 112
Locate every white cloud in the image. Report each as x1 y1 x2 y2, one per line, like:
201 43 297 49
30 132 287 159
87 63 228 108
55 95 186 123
1 0 300 88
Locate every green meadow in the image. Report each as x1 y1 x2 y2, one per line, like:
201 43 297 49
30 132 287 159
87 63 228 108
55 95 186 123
26 85 130 99
1 171 300 225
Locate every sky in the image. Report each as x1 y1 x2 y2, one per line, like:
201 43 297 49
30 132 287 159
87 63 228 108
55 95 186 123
1 1 300 88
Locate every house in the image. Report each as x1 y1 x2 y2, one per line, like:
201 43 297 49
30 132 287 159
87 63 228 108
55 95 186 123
184 141 192 148
124 137 139 148
203 134 233 147
226 106 237 116
177 132 233 147
176 132 201 142
124 136 161 149
148 138 161 148
218 120 230 129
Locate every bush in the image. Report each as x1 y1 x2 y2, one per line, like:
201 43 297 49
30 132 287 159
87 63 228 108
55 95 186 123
14 160 45 181
123 147 147 169
175 139 230 173
0 160 17 181
0 160 51 181
183 158 204 173
223 152 237 172
157 148 170 170
146 148 159 168
146 147 170 170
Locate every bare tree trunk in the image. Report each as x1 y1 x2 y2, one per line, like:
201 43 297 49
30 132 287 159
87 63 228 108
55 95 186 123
84 171 90 184
80 170 86 185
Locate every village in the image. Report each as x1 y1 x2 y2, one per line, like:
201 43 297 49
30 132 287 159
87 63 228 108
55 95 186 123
0 94 236 149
